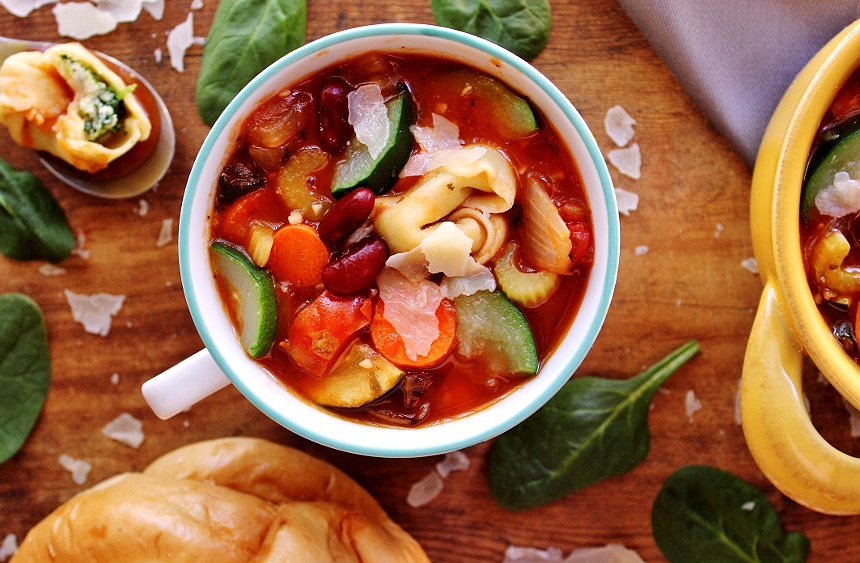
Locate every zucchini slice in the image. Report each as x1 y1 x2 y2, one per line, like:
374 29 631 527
494 242 560 308
802 126 860 221
307 341 404 408
210 240 278 358
454 289 538 376
330 88 415 198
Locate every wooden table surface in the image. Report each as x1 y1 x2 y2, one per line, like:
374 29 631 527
2 1 860 561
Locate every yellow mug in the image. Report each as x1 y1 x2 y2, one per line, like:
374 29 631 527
744 19 860 514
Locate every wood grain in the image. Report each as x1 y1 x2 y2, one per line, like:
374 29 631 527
1 0 859 561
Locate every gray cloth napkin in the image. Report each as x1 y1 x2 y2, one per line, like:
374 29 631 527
617 0 860 166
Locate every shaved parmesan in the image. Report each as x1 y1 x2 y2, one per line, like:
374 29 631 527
406 469 444 507
94 0 143 22
742 501 756 511
156 217 174 247
422 222 473 277
377 268 443 362
413 113 460 152
142 0 163 19
58 454 92 485
614 187 639 216
503 543 644 563
386 246 430 282
608 143 641 179
816 171 860 217
38 263 66 276
348 84 389 159
53 2 117 39
685 389 702 420
0 534 16 561
741 257 758 274
440 263 495 299
167 12 194 72
102 412 144 448
1 0 55 17
436 450 469 478
604 105 636 147
64 289 125 336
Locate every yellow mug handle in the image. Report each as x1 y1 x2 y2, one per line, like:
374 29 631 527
742 282 860 514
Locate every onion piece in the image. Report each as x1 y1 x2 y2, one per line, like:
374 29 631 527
521 174 572 273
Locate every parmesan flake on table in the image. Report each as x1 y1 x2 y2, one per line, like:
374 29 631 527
741 257 758 274
614 187 639 216
64 289 125 336
406 470 444 508
0 0 54 17
94 0 143 23
503 543 645 563
607 143 641 179
38 263 66 276
634 245 648 256
58 454 92 485
52 2 117 39
156 217 174 247
685 389 702 420
190 0 203 8
167 12 194 72
102 412 144 448
0 534 17 561
71 230 90 259
142 0 163 19
715 223 724 238
406 450 471 507
604 104 636 147
134 198 150 217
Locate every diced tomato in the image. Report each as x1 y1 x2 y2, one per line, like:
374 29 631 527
281 291 373 377
567 221 590 264
218 188 290 246
831 71 860 122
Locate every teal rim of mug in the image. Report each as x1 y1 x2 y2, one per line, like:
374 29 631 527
180 23 620 457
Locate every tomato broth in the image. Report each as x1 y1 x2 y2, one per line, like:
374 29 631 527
210 52 593 427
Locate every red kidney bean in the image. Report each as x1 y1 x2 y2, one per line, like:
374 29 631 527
318 187 375 246
322 235 389 296
319 78 352 153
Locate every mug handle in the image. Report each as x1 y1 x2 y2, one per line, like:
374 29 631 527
742 282 860 514
141 349 231 419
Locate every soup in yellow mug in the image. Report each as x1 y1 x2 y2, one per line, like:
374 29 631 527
744 18 860 515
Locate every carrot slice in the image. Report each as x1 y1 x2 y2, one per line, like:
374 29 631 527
219 188 289 246
282 290 373 377
268 224 329 287
371 298 456 369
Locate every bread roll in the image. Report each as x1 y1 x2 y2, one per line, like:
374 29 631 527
13 437 428 563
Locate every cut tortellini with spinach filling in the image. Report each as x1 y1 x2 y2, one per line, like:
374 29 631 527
0 43 151 173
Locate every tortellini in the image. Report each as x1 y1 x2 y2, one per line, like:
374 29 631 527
374 144 516 255
0 43 151 173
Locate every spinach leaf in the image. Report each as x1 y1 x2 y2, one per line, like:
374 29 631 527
0 294 51 464
652 465 810 563
0 157 74 264
196 0 307 125
488 340 700 510
431 0 551 61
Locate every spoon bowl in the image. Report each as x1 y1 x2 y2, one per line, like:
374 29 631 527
0 37 175 198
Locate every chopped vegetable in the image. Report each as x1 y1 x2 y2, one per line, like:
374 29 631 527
493 241 559 307
276 146 332 218
453 289 537 375
520 174 572 274
218 188 287 246
331 87 415 198
210 241 278 357
305 341 404 408
267 224 329 287
247 222 274 267
371 299 456 368
281 291 373 376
